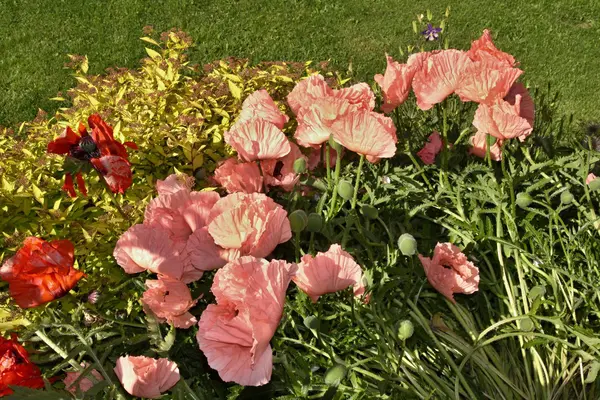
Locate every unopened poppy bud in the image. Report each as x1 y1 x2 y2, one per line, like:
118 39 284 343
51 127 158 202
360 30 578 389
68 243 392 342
560 190 574 204
289 210 308 233
293 158 307 174
361 204 379 220
589 178 600 192
516 192 533 208
324 363 347 385
306 213 323 232
337 180 354 200
397 233 417 256
397 320 414 340
194 168 206 181
328 135 343 152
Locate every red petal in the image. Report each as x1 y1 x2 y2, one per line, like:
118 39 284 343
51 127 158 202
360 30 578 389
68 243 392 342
47 127 79 155
78 122 88 136
75 173 88 196
91 156 133 194
62 174 77 197
123 141 138 150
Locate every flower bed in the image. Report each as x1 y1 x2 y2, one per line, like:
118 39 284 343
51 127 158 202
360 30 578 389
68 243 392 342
1 20 599 400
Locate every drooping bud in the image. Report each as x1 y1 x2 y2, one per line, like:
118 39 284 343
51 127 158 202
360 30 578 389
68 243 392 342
397 320 414 340
516 192 533 208
560 190 574 204
324 363 347 385
293 158 307 174
289 210 308 233
361 204 379 220
397 233 417 256
337 180 354 201
306 213 323 232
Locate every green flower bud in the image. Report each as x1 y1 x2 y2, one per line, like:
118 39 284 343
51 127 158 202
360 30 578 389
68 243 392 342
397 320 414 340
361 204 379 220
306 213 323 232
324 363 347 385
516 192 533 208
328 135 343 152
519 317 534 332
528 285 546 300
293 157 307 174
337 180 354 200
589 178 600 192
560 190 574 204
397 233 417 256
289 210 308 233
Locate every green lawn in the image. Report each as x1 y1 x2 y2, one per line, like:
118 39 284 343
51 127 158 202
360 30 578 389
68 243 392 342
1 0 599 126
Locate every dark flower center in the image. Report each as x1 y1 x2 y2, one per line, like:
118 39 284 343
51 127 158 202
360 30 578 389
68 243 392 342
69 136 100 160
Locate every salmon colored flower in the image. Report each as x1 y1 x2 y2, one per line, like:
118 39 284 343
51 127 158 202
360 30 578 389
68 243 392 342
214 158 264 194
114 356 180 399
333 82 376 111
186 227 240 271
142 278 198 329
197 257 296 386
473 96 533 141
330 109 397 162
469 131 503 161
156 174 195 195
63 363 103 395
418 242 479 303
0 335 44 396
261 142 307 191
467 29 516 67
207 193 292 258
287 74 334 116
504 82 535 141
587 173 597 185
417 132 443 165
294 96 354 147
455 57 523 104
236 90 289 129
375 54 418 113
412 49 473 110
0 237 85 308
225 119 291 162
292 244 365 302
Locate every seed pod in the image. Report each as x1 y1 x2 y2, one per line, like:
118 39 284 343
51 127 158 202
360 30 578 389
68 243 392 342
589 178 600 192
560 190 574 204
337 180 354 200
289 210 308 233
306 213 323 232
293 157 307 174
361 204 379 220
397 233 417 256
516 192 533 208
397 320 414 340
324 364 347 385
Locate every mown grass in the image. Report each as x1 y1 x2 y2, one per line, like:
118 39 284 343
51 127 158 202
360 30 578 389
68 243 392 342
0 0 599 126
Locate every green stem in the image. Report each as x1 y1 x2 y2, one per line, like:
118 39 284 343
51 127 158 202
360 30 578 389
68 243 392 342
351 155 365 210
182 379 203 400
486 134 493 169
35 330 86 372
96 170 130 222
294 232 301 263
325 144 331 189
327 144 343 220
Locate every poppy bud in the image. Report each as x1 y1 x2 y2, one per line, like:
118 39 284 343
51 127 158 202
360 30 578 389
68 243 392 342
560 190 574 204
361 204 379 220
589 178 600 192
516 192 533 208
289 210 308 233
194 168 206 181
306 213 323 232
337 180 354 200
519 317 534 332
397 320 414 340
293 158 307 174
397 233 417 256
324 363 347 385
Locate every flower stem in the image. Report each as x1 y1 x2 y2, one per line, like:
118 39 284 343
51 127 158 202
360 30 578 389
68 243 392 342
327 144 343 219
351 155 365 210
96 170 130 222
35 329 86 372
325 144 331 189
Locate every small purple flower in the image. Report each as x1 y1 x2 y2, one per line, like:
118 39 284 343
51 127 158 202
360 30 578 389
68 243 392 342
87 290 100 304
421 24 442 41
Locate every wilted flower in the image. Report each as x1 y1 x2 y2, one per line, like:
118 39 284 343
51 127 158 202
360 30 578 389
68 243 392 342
0 335 45 396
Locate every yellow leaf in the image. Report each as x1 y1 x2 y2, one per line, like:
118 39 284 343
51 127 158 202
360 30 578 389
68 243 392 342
227 81 242 100
192 153 204 170
1 177 13 191
145 47 162 59
140 36 160 46
31 184 44 205
81 227 92 243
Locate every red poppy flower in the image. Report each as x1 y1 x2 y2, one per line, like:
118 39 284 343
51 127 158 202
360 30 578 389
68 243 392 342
0 335 45 396
0 237 85 308
47 114 136 197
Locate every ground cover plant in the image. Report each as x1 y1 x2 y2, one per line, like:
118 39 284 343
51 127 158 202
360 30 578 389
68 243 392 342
1 13 600 400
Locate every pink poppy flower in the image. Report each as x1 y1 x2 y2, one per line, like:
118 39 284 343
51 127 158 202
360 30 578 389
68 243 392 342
469 130 503 161
467 29 516 67
214 158 264 194
292 244 365 302
455 57 523 104
196 257 296 386
207 193 292 258
294 96 354 148
333 82 375 111
412 49 473 110
473 97 533 141
181 191 222 233
418 242 480 303
287 74 334 116
186 227 240 271
63 363 103 395
156 174 195 196
504 83 535 141
114 356 180 399
330 109 397 163
224 119 291 162
417 132 443 165
375 54 418 113
587 173 597 185
236 89 289 129
89 156 133 195
261 142 307 191
141 278 197 329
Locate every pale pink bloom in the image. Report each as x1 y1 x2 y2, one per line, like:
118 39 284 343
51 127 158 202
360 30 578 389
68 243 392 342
292 244 365 302
467 29 516 67
208 193 292 258
287 74 334 116
145 189 193 245
418 242 480 303
333 82 375 111
214 158 264 194
113 224 185 280
504 82 535 141
330 109 397 163
156 174 195 196
224 119 291 162
261 142 307 191
186 227 240 271
455 56 523 104
63 363 103 395
181 191 222 233
237 89 289 129
417 132 443 165
587 173 597 185
294 96 354 148
469 130 503 161
374 54 418 113
142 278 198 329
196 257 295 386
412 49 473 110
473 97 533 141
114 356 180 399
